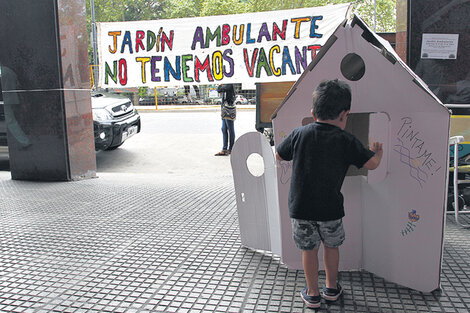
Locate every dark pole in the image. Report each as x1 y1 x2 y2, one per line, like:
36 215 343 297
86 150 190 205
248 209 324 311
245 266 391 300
90 0 98 86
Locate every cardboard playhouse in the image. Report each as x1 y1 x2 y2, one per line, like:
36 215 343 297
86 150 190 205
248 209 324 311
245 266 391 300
230 15 451 293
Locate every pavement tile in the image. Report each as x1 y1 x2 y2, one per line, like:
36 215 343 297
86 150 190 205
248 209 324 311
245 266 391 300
1 173 470 312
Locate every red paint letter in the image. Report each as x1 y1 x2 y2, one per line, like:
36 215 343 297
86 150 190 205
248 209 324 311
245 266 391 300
194 55 214 82
118 58 127 85
273 20 287 40
243 48 258 77
161 30 174 52
135 31 145 52
307 45 322 59
222 24 230 45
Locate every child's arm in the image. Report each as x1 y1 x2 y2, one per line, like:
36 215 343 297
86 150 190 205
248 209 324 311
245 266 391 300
364 142 383 170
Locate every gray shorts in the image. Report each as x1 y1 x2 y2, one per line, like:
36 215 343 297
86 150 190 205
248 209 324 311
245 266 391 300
291 218 345 250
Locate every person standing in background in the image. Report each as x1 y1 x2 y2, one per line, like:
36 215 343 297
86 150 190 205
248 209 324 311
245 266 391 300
215 84 236 156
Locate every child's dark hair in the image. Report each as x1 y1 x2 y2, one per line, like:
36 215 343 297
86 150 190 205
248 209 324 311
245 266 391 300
312 79 351 120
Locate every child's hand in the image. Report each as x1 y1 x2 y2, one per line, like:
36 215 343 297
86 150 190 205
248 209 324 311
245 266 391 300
370 142 383 158
364 142 383 170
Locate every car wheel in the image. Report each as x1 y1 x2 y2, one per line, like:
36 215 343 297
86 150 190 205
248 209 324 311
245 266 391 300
235 101 241 105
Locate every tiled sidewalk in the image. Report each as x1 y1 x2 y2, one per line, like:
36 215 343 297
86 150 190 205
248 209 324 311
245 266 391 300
0 172 469 312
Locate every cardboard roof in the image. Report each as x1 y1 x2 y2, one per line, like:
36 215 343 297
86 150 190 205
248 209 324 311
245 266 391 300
272 15 448 120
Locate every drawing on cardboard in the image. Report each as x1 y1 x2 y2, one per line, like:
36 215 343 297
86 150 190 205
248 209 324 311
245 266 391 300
401 209 421 236
394 138 429 188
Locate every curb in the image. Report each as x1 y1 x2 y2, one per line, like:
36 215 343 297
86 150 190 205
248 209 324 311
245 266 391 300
135 105 256 112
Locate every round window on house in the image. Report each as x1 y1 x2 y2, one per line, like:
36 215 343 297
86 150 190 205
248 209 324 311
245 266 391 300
340 53 366 81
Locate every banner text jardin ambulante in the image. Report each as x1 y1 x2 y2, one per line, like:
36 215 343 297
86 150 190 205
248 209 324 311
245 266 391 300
97 4 351 87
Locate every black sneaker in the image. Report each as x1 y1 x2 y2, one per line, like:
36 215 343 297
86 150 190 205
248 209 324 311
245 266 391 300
300 287 321 308
321 283 343 301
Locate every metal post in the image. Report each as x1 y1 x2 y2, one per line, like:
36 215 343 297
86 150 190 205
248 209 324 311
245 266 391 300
90 0 98 86
454 140 460 214
155 87 158 110
373 0 377 33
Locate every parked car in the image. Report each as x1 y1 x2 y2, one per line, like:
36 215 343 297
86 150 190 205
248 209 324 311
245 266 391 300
0 69 140 153
140 94 178 105
176 95 189 104
139 96 155 106
193 98 205 104
92 91 141 151
213 95 247 105
175 95 205 104
161 94 178 105
234 95 248 105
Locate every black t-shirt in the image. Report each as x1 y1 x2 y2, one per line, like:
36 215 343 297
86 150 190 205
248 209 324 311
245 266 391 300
276 122 375 221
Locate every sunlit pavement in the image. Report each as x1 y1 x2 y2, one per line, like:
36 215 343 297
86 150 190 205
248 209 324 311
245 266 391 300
135 104 256 113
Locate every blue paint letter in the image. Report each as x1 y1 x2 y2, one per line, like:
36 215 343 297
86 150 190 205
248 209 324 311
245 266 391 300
121 31 134 53
246 23 256 44
164 56 181 81
281 46 295 75
310 16 323 38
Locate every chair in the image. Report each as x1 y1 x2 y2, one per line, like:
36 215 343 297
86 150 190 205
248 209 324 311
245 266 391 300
448 136 470 227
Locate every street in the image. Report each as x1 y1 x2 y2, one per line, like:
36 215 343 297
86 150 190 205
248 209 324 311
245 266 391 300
95 109 258 177
0 109 260 175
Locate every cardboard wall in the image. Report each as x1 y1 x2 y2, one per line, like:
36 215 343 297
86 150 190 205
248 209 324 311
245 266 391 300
231 132 281 256
271 18 450 292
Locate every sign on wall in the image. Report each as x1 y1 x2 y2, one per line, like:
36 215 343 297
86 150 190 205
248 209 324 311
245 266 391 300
97 4 351 88
421 33 459 59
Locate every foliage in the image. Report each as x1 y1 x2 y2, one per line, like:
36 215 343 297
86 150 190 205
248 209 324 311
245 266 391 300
199 0 248 16
87 0 168 22
86 0 396 30
162 0 204 18
138 87 149 97
242 0 350 12
355 0 396 33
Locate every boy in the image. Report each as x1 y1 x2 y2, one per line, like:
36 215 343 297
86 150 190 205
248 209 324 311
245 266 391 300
276 79 383 308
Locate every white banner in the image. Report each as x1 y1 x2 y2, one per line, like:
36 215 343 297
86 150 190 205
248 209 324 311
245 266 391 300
97 4 351 87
